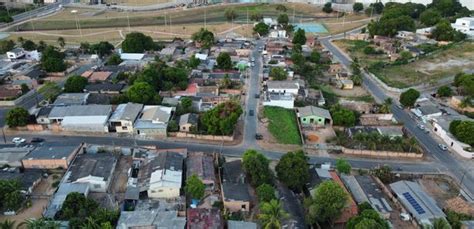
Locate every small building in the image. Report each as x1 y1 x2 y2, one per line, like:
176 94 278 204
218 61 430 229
305 89 326 107
48 105 113 132
43 183 90 218
120 53 145 61
412 104 442 123
328 63 344 75
390 180 446 225
266 80 300 95
221 160 251 213
134 105 174 137
263 92 294 109
6 48 25 60
108 103 144 133
187 152 216 191
139 151 184 199
66 152 117 192
179 113 199 132
451 17 474 38
297 106 332 126
0 146 32 167
337 79 354 90
81 71 113 83
84 83 125 94
117 210 186 229
187 208 224 229
22 143 82 169
53 93 90 106
0 169 43 194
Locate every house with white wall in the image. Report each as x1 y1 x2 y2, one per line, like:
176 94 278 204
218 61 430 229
142 151 184 199
66 153 117 192
432 116 474 159
451 17 474 38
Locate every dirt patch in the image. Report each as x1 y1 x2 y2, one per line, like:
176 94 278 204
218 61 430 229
257 114 302 152
418 178 459 207
445 197 474 216
303 126 336 144
332 86 370 97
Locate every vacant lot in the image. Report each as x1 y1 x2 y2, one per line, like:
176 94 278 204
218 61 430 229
263 106 301 145
333 39 389 67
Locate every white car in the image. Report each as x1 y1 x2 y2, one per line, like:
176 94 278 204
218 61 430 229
438 144 448 151
12 137 26 144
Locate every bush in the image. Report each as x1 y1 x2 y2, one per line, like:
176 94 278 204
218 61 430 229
256 184 276 202
6 107 29 127
330 105 356 127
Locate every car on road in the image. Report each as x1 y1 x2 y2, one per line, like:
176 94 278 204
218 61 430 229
251 57 255 62
438 144 448 151
30 137 45 143
12 137 26 144
251 62 255 67
249 110 254 116
417 124 425 130
255 93 260 98
255 134 263 140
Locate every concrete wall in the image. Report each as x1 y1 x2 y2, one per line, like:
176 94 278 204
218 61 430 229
263 100 294 109
432 122 474 159
22 159 69 169
175 132 234 141
223 199 250 212
342 147 423 158
148 187 180 199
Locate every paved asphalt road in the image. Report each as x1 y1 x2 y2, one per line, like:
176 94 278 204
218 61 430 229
320 35 474 200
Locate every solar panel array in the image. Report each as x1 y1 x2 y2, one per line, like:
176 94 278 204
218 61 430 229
402 192 426 215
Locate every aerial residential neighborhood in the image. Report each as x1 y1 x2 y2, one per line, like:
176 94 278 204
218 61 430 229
0 0 474 228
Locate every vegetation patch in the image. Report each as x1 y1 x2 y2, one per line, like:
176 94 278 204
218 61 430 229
263 106 301 145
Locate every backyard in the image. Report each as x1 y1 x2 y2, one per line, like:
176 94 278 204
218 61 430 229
263 106 301 145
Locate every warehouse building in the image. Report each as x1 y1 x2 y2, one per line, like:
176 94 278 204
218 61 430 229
48 105 112 132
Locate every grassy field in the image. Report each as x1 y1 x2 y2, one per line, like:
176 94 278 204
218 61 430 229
263 106 301 145
333 39 389 67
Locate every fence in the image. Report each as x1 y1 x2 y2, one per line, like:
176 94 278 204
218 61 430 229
341 147 423 158
174 132 234 141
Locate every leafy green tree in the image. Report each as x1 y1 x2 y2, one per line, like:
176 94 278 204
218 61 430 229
20 218 61 229
370 165 393 183
250 12 263 21
185 174 205 200
0 219 16 229
242 149 273 187
216 52 232 70
224 8 238 21
254 22 270 36
330 105 356 127
399 88 420 108
0 180 24 211
305 181 348 226
449 120 474 146
192 28 215 49
292 28 306 46
379 98 392 114
122 32 155 53
188 55 201 69
309 50 320 63
428 0 466 17
269 67 287 81
126 82 158 105
4 191 22 211
353 3 363 12
446 210 473 229
22 40 37 51
64 75 88 93
437 86 453 97
0 15 13 23
420 9 442 26
21 83 30 94
347 209 389 229
323 3 333 13
37 40 47 52
219 74 232 89
336 158 351 174
259 200 289 229
6 107 29 127
351 74 362 86
0 39 15 54
256 184 276 202
41 46 66 72
431 19 466 42
432 218 451 229
200 101 242 135
90 41 114 57
277 14 289 25
276 4 287 12
107 54 123 65
275 150 309 191
57 37 65 48
368 10 415 37
79 42 91 54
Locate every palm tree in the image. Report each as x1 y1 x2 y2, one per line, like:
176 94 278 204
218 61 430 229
80 216 101 229
258 199 289 229
57 37 65 49
19 218 60 229
0 220 16 229
379 98 393 114
432 218 451 229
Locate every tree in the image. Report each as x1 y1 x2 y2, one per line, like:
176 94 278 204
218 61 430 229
256 184 276 202
192 28 215 49
309 50 320 63
269 67 287 81
347 209 390 229
188 55 201 69
276 4 287 12
292 28 306 46
20 218 61 229
90 41 115 57
57 37 65 48
330 105 356 127
353 3 363 13
351 74 362 86
258 200 289 229
432 218 451 229
437 86 453 97
185 174 205 200
6 107 29 127
106 53 123 65
37 40 47 52
323 3 333 13
21 83 30 94
220 74 232 89
0 179 24 211
254 22 270 36
224 8 237 21
250 12 263 21
305 181 348 225
0 220 15 229
41 46 66 72
17 37 24 45
275 150 309 191
449 120 474 146
277 14 289 25
0 40 15 54
22 40 37 51
127 82 158 105
200 101 242 135
379 98 392 114
420 9 442 27
368 12 415 37
64 75 88 93
122 32 155 53
431 19 466 42
336 158 351 174
399 88 420 108
79 42 90 54
216 52 232 70
242 149 273 187
370 165 393 183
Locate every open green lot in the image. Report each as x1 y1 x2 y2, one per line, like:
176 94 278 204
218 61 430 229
263 106 301 145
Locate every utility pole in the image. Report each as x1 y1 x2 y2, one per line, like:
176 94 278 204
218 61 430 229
127 11 131 33
204 8 207 29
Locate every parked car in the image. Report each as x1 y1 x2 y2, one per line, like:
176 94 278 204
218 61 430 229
30 137 45 143
417 124 425 130
12 137 26 144
255 93 260 99
438 144 448 151
249 110 254 116
255 134 263 140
